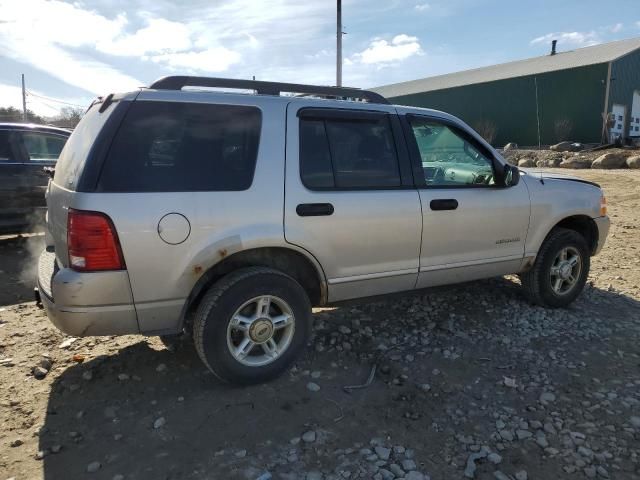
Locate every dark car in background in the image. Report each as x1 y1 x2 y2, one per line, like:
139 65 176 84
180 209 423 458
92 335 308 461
0 123 71 233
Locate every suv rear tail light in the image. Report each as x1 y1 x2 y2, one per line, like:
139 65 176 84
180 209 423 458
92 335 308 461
67 209 125 271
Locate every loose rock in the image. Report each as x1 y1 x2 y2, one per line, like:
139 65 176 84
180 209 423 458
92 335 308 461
302 431 316 443
306 382 320 392
153 417 166 429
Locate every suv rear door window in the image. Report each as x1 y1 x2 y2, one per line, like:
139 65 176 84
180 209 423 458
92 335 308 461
98 101 262 192
0 130 28 162
300 113 401 189
20 132 67 162
0 131 14 162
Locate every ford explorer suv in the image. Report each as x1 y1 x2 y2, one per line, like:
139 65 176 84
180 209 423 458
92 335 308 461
0 123 70 232
37 76 610 384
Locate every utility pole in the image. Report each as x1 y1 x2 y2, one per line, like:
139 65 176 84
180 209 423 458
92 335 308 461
336 0 342 87
21 74 27 122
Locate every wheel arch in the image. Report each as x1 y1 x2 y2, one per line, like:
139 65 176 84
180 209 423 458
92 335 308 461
551 215 598 255
178 246 327 332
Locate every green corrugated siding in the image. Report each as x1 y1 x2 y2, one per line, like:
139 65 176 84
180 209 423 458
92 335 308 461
609 48 640 137
388 63 609 146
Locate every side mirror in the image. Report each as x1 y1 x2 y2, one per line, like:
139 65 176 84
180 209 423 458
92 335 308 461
503 164 520 187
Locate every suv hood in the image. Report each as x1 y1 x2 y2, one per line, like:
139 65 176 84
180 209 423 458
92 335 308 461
519 168 600 188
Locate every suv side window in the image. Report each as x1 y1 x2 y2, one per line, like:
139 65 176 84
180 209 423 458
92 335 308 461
408 117 496 187
300 112 401 189
0 131 13 162
0 130 27 162
20 132 67 162
98 101 262 192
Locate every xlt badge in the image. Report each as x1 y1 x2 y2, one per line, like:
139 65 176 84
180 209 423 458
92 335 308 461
496 237 520 245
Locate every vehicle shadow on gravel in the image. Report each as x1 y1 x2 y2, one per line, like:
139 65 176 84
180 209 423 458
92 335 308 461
0 234 44 306
38 277 640 480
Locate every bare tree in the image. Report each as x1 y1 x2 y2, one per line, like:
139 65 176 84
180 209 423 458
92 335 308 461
472 119 498 145
49 107 83 129
554 118 573 142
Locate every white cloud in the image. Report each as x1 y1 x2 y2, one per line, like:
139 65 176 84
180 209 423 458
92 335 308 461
148 47 241 72
98 18 193 56
414 3 430 11
530 31 601 48
353 34 424 65
0 0 141 93
610 23 623 33
0 0 247 93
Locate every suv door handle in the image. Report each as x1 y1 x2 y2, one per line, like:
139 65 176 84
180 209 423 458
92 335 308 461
296 203 334 217
430 199 458 211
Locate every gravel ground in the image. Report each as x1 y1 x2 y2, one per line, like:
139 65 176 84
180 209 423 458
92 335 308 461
1 169 639 480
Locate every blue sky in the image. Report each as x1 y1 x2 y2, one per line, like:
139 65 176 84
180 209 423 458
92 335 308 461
0 0 638 117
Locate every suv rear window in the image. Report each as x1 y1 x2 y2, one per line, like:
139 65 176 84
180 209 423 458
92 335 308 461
97 101 262 192
55 100 116 190
300 114 401 189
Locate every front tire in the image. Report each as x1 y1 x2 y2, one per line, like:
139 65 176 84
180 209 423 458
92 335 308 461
193 267 311 385
520 228 590 308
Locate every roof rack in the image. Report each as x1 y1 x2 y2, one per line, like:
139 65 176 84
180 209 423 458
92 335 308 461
148 76 390 105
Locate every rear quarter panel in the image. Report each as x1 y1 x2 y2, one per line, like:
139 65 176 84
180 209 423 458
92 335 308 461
69 93 291 334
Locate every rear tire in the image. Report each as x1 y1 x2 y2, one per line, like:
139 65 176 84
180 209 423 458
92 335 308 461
193 267 311 385
520 228 590 308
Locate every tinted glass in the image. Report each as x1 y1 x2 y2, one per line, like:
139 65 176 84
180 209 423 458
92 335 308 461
300 115 400 189
55 100 115 190
20 132 67 162
98 101 261 192
299 120 334 188
409 118 495 187
0 130 28 162
0 131 14 161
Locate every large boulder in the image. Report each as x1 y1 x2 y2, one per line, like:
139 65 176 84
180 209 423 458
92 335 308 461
559 156 592 169
518 158 536 168
536 155 563 168
550 141 583 152
592 152 628 169
627 155 640 169
502 151 518 165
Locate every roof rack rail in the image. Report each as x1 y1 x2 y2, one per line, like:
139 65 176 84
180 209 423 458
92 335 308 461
148 76 390 105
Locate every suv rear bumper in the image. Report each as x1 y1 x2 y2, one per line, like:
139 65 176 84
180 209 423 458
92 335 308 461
593 216 610 256
38 250 139 336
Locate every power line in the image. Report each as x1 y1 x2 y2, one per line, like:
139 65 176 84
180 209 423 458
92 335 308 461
27 97 64 114
25 90 87 108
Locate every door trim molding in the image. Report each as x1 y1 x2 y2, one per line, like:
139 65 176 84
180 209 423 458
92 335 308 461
419 254 524 272
328 268 418 285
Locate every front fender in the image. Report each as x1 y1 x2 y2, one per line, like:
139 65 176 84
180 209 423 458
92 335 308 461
522 175 602 257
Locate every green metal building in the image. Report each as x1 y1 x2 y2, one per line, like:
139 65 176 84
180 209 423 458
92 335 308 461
374 37 640 147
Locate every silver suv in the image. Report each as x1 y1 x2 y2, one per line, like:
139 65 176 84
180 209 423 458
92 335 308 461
37 76 610 384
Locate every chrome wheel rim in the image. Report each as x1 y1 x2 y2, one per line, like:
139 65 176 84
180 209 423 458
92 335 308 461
550 246 582 295
226 295 295 367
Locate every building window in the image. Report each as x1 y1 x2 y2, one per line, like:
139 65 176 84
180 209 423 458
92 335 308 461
618 115 623 121
617 124 622 130
636 126 639 132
